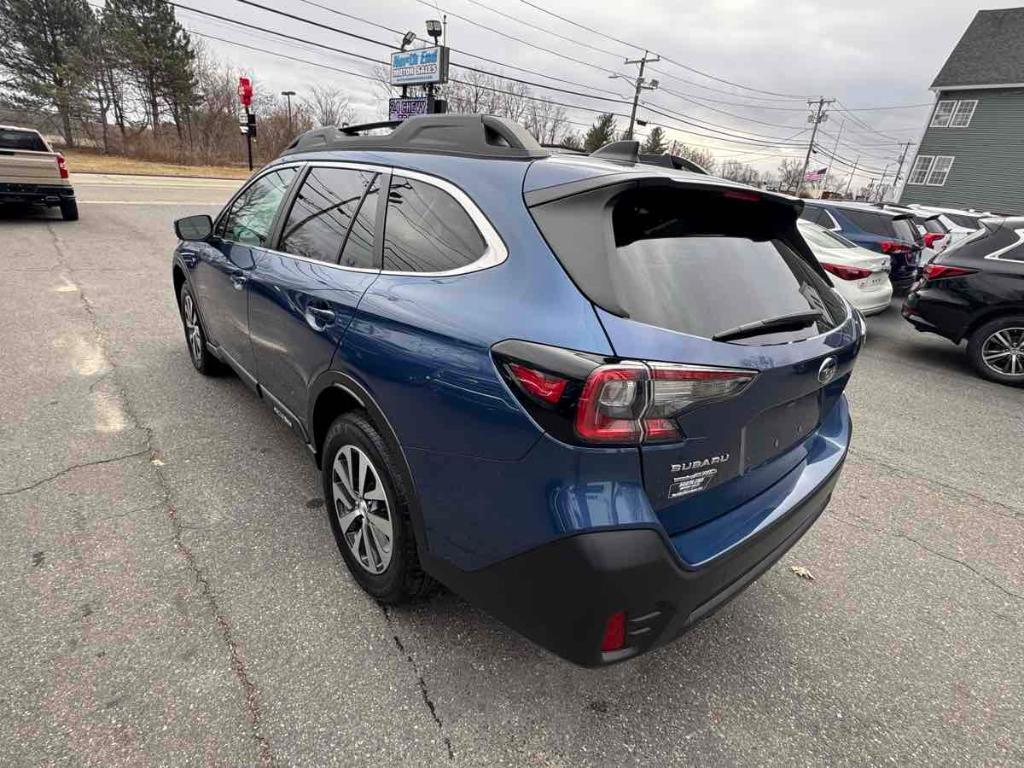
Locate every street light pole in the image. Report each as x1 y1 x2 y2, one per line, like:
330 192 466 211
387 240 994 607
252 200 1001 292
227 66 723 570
281 90 296 135
623 51 660 141
795 96 835 197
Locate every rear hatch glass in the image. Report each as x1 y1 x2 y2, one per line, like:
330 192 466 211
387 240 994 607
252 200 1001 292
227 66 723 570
0 129 48 152
533 184 845 345
530 181 857 537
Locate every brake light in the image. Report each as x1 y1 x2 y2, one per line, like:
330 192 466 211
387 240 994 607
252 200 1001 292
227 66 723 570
879 240 911 255
56 153 69 179
723 189 760 202
506 363 567 404
923 232 944 248
600 611 626 652
575 364 646 443
922 264 976 280
822 262 873 281
574 362 756 444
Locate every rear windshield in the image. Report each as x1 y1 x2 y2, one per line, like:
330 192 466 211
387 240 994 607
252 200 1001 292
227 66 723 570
0 129 48 152
891 216 919 244
945 212 983 229
532 185 845 342
918 217 947 234
800 223 855 250
841 208 901 238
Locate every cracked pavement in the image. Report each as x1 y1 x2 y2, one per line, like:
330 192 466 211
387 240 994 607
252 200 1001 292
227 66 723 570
1 179 1021 766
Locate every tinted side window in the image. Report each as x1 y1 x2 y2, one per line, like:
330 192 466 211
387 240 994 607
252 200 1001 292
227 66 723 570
801 207 826 227
340 175 380 269
280 167 376 266
383 177 486 272
220 169 296 246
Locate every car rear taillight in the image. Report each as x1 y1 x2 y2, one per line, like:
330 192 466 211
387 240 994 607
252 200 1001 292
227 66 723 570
921 264 976 280
506 363 567 405
880 240 910 255
822 262 873 281
923 233 943 248
56 153 69 179
495 342 757 446
600 611 627 653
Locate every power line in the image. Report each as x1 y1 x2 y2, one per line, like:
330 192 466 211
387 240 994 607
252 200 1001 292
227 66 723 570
514 0 810 100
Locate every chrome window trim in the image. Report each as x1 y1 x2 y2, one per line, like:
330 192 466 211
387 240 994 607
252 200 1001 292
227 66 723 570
263 159 508 277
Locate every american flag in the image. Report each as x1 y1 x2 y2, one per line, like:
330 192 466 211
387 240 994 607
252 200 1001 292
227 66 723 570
804 167 827 182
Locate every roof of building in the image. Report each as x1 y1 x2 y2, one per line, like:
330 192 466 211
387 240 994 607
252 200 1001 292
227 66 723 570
932 8 1024 89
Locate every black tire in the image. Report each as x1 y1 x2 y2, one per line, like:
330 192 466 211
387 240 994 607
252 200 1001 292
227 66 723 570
178 282 223 375
966 315 1024 386
322 412 433 603
59 199 79 221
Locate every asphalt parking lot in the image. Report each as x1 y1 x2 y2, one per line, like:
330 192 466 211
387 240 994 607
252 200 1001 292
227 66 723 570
1 175 1021 767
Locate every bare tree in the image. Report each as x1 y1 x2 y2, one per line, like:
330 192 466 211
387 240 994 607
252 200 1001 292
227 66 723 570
719 159 760 186
669 140 716 174
777 158 804 194
304 84 353 127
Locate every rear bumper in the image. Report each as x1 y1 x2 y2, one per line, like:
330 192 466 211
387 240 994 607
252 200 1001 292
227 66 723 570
0 182 75 205
427 423 848 667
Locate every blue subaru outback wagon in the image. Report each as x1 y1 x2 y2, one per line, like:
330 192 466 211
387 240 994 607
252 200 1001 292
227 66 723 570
171 115 861 666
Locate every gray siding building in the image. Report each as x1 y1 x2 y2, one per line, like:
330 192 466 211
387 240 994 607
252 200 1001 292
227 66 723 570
899 8 1024 214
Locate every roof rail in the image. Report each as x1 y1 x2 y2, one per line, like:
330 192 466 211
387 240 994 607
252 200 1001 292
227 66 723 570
284 113 550 160
590 140 639 164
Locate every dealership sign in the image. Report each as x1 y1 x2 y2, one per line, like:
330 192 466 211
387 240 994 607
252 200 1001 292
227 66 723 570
389 97 431 121
390 46 449 86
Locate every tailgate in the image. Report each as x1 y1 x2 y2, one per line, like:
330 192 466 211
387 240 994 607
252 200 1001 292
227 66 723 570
529 178 861 537
0 150 62 183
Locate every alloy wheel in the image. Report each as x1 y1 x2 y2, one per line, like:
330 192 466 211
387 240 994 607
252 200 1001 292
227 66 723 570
981 327 1024 377
182 293 203 365
331 445 394 574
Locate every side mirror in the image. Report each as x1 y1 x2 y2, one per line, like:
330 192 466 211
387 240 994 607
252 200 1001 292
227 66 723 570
174 214 213 241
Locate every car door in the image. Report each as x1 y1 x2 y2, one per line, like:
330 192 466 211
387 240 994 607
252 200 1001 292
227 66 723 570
190 167 298 382
247 163 385 428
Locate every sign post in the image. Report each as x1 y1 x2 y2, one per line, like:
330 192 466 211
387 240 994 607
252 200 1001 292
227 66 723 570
237 76 254 171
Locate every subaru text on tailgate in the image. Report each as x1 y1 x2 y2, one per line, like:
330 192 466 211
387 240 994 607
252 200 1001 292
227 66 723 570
169 115 862 666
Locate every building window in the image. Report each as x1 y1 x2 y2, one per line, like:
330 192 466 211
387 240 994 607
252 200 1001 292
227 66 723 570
908 155 934 184
926 156 955 186
931 101 956 127
949 100 977 127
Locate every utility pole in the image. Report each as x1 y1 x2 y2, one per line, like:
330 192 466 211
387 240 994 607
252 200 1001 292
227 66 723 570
845 155 860 196
795 96 835 197
876 162 894 202
824 118 844 190
891 141 913 201
621 51 660 140
281 90 295 135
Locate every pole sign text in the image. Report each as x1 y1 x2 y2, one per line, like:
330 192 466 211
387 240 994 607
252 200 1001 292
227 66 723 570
389 97 431 121
389 46 449 86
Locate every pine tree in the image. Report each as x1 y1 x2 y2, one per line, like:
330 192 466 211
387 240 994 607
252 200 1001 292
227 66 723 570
641 126 667 154
583 113 617 153
0 0 98 146
104 0 196 130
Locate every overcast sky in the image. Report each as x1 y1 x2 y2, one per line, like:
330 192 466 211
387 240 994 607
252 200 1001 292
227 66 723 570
179 0 1017 186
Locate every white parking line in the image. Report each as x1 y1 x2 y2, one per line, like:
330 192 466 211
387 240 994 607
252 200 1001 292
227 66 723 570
78 200 222 205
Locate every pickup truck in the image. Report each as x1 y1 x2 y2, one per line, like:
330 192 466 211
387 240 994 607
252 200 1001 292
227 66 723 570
0 125 78 220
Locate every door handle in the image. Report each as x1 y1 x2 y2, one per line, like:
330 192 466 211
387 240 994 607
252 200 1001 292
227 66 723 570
306 306 336 324
230 271 248 290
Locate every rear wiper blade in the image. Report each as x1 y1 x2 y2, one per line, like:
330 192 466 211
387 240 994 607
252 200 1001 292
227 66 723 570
713 310 824 342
